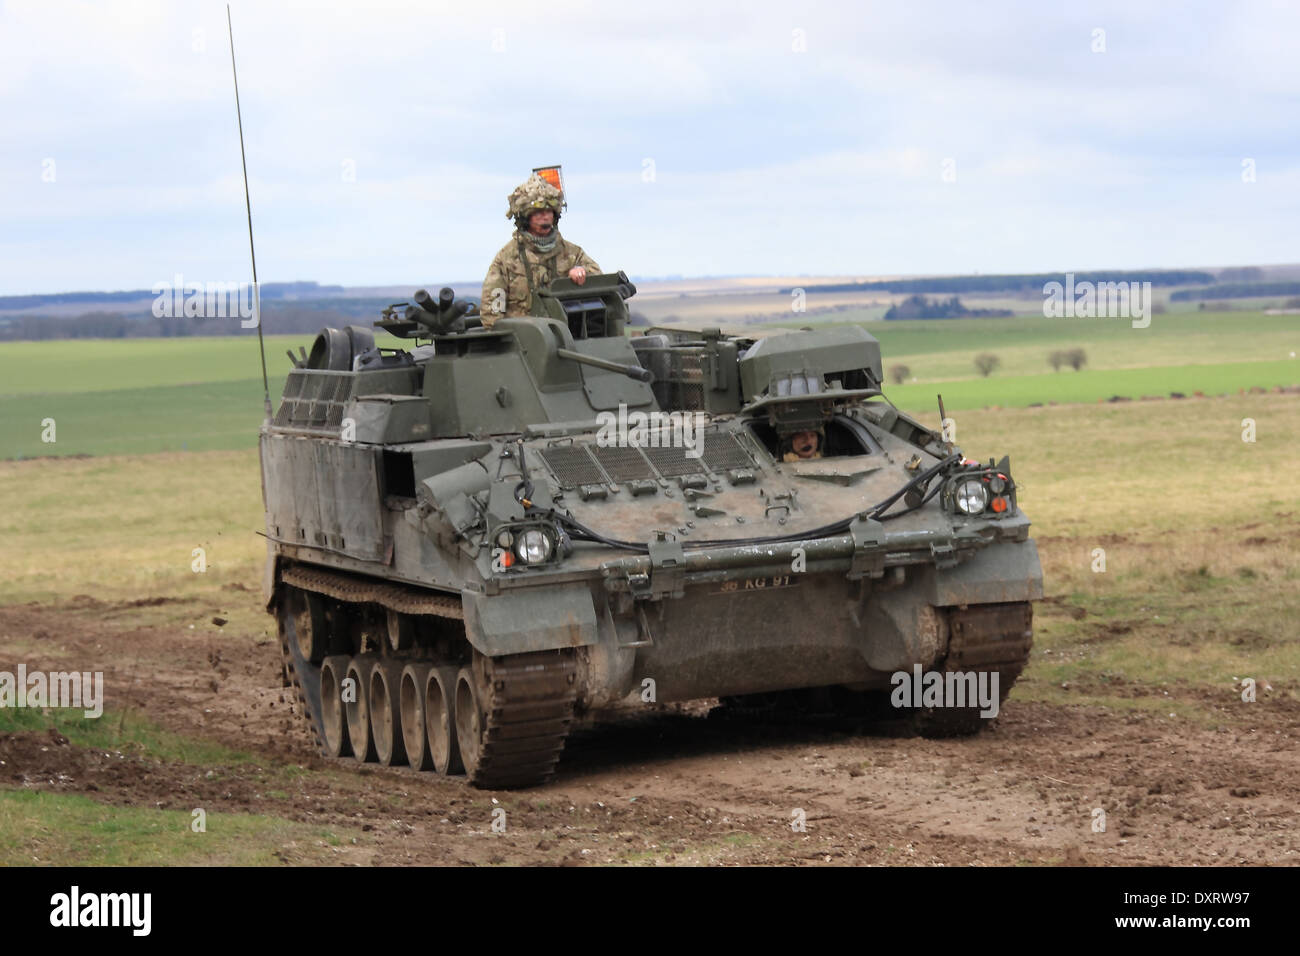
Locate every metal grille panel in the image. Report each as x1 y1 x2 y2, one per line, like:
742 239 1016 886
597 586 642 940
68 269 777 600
669 351 706 411
591 444 655 482
642 444 706 477
672 351 705 382
539 445 606 488
272 370 353 433
701 433 755 472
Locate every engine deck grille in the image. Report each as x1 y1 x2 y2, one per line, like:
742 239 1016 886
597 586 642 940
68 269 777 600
539 428 758 489
591 444 656 482
537 445 606 488
641 444 706 477
700 433 755 472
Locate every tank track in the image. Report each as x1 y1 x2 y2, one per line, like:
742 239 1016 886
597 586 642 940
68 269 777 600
276 564 574 789
464 650 577 789
278 599 325 752
281 564 463 619
913 600 1034 737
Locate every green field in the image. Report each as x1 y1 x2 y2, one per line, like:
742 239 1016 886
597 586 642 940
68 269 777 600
3 311 1296 458
886 358 1299 411
781 310 1300 383
0 337 297 395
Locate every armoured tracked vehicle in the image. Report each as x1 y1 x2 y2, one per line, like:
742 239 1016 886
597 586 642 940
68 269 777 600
260 274 1043 788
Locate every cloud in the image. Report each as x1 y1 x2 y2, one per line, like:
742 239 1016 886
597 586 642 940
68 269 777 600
0 0 1296 292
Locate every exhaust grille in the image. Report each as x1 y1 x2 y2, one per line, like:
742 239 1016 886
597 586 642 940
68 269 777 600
591 444 656 482
642 444 705 478
538 445 606 488
700 433 755 472
540 429 758 489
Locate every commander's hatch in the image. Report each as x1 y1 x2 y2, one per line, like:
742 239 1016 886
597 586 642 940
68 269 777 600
534 271 638 339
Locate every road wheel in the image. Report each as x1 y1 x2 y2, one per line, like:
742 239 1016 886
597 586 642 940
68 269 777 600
345 656 378 762
454 665 485 779
319 656 353 758
400 663 434 771
425 665 463 775
369 660 407 767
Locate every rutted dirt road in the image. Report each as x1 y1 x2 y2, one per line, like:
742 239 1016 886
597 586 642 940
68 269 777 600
2 596 1296 866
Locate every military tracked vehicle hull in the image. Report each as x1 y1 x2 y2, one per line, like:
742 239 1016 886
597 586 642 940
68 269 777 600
261 273 1043 788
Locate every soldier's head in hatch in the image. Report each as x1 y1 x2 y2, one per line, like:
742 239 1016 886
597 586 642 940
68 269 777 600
789 430 821 459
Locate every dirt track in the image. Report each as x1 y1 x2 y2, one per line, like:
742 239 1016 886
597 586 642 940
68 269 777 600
2 595 1297 866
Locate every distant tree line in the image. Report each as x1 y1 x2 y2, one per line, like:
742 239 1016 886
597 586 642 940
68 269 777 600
1215 267 1264 282
883 294 1012 320
784 269 1215 296
0 302 370 341
1170 281 1300 301
0 281 346 312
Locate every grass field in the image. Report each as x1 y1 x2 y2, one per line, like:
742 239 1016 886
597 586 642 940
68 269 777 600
2 310 1297 458
0 790 343 866
788 310 1300 383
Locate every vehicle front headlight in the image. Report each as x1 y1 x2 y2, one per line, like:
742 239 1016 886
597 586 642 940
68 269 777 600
514 529 554 564
954 478 989 515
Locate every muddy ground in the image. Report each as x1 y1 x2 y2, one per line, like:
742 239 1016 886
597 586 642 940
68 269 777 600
2 595 1297 866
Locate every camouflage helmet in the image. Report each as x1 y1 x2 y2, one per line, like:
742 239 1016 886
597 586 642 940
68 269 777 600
507 173 564 228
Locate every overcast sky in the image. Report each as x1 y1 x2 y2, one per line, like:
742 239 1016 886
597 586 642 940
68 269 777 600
1 0 1297 295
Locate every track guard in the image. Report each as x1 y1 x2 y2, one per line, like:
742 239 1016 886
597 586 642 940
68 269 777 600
462 582 599 656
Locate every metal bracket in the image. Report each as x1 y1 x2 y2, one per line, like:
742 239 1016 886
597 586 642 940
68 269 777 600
645 536 687 599
763 503 791 521
616 603 656 648
847 515 886 581
930 539 959 569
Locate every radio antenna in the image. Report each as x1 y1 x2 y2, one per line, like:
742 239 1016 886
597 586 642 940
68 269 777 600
227 4 272 420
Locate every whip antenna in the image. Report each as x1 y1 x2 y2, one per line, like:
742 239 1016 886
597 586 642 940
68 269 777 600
227 4 272 419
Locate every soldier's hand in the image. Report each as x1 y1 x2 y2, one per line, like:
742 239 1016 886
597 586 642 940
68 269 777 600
568 266 587 285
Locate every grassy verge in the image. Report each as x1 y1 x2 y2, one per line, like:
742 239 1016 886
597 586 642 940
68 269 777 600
0 790 341 866
0 448 265 609
0 705 259 767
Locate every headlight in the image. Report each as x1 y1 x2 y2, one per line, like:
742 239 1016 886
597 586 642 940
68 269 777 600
514 529 554 564
954 478 989 515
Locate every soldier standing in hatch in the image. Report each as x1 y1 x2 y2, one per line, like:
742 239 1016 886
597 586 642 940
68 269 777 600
480 173 601 328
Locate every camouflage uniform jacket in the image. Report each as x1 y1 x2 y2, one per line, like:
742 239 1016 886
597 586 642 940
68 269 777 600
480 231 600 326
